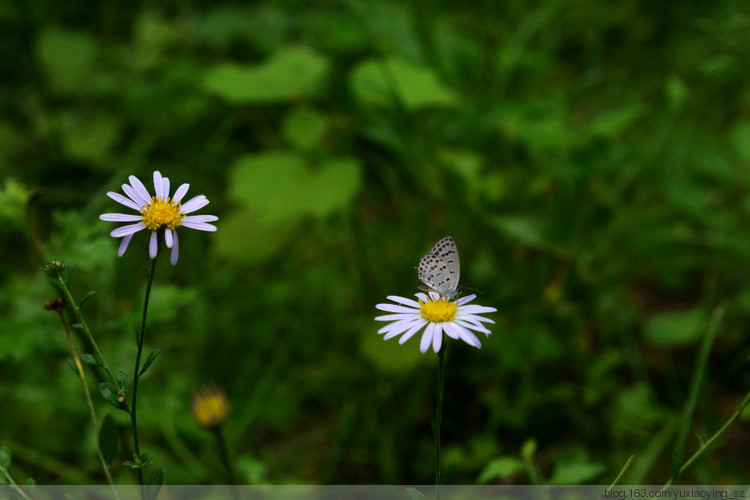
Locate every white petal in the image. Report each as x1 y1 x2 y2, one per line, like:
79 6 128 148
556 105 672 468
414 292 430 302
395 320 427 343
455 319 492 335
375 313 421 321
107 191 141 211
117 234 134 257
149 231 158 259
459 304 498 315
129 175 152 203
182 214 218 223
452 322 482 348
380 316 422 335
181 220 217 232
122 183 148 208
164 228 173 248
420 323 436 353
432 324 443 353
182 195 209 213
456 294 477 306
111 222 146 237
386 295 421 308
442 321 461 339
100 213 142 222
173 183 189 202
153 171 164 198
162 177 171 199
375 303 419 314
170 232 179 265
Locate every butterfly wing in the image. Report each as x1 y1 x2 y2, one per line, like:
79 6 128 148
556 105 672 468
417 236 460 298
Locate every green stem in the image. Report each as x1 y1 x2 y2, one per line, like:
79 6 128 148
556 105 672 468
56 310 119 499
213 428 239 499
0 463 33 500
130 258 158 494
54 276 116 385
435 345 446 492
608 454 634 488
662 389 750 490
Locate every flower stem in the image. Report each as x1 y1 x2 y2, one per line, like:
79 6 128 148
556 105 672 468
53 275 116 385
213 427 239 499
434 345 447 493
0 463 33 500
662 388 750 490
55 309 120 500
130 258 158 494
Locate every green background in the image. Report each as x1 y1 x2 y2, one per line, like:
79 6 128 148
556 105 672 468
2 0 750 485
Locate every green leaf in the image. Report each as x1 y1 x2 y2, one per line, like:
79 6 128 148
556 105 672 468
441 462 457 485
0 446 11 467
282 107 328 151
116 371 128 388
521 439 537 462
477 457 524 484
147 467 164 500
227 152 362 221
406 488 426 500
80 353 102 367
643 308 706 346
205 45 329 103
36 26 97 94
99 414 118 466
491 215 547 248
139 350 160 377
350 57 458 110
98 382 123 410
547 461 605 485
78 291 96 310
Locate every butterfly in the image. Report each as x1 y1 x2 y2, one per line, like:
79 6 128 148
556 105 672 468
417 236 461 300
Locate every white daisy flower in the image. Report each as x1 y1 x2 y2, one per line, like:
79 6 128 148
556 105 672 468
375 292 497 353
99 171 218 265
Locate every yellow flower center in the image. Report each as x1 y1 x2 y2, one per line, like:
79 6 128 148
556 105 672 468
140 196 184 231
420 297 457 323
192 394 229 428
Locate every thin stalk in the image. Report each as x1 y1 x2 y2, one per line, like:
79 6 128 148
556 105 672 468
0 463 34 500
53 276 116 385
434 345 447 492
662 389 750 490
56 309 119 500
213 428 239 500
130 258 158 494
608 454 634 488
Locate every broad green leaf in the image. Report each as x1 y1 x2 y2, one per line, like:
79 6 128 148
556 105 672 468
147 466 164 500
477 457 524 484
36 26 97 94
350 57 458 110
228 152 362 220
282 107 328 151
547 461 604 485
205 46 329 103
643 308 706 346
99 414 118 466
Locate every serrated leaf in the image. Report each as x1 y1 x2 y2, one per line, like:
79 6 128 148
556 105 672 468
441 462 457 485
0 446 11 467
406 488 426 500
99 414 118 466
80 353 102 367
477 457 524 484
139 350 160 377
147 467 164 500
78 290 96 310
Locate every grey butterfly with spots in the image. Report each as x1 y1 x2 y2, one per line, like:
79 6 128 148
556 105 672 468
417 235 461 299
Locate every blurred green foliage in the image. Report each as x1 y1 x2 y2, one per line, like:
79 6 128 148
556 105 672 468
2 0 750 486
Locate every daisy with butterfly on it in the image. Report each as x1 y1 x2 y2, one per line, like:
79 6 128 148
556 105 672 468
375 236 497 354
